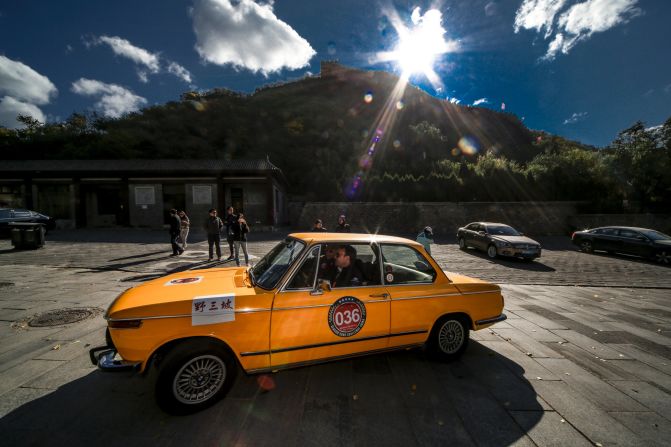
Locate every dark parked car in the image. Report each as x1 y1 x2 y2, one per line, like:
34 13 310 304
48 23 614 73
0 208 56 236
572 226 671 264
457 222 542 260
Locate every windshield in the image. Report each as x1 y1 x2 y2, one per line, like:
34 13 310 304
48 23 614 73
487 225 520 236
639 230 671 241
251 238 306 290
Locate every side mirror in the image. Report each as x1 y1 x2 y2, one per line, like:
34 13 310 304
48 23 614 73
519 232 525 236
311 279 331 295
478 231 486 236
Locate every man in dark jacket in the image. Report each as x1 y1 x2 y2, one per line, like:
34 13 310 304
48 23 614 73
224 206 238 260
169 209 183 256
335 215 351 233
311 219 327 232
203 208 223 261
330 245 364 287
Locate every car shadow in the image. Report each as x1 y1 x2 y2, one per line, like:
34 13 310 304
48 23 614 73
0 342 541 446
461 247 556 272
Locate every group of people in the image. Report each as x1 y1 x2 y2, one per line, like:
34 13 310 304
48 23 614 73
311 215 351 233
168 206 250 266
310 215 434 254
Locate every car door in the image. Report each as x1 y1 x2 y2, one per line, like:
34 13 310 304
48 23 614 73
618 229 649 257
270 243 391 368
593 228 619 252
379 243 461 347
471 224 486 250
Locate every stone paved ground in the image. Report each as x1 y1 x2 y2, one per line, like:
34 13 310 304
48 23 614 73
0 229 669 446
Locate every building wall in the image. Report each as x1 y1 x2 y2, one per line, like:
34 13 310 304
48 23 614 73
129 184 163 228
185 183 219 230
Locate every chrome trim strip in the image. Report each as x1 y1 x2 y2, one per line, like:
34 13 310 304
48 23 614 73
461 290 500 295
246 343 425 372
108 308 272 322
392 292 462 301
273 299 389 312
240 330 428 357
475 313 507 326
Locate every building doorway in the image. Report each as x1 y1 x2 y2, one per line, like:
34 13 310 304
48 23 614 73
163 184 185 224
231 187 243 214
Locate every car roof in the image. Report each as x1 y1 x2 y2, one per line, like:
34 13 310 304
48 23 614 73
470 222 511 227
289 232 421 247
592 226 656 232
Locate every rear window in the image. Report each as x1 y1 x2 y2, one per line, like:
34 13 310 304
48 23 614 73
0 210 10 218
594 228 618 236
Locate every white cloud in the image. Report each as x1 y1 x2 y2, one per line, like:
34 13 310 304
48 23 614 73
90 35 193 84
448 97 461 104
515 0 642 60
0 55 57 105
0 96 46 128
563 111 588 124
191 0 316 74
167 62 193 83
473 98 489 106
71 78 147 118
96 35 160 73
485 2 499 17
514 0 567 38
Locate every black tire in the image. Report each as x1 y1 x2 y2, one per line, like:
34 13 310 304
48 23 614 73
487 244 497 259
458 237 466 250
427 316 470 361
155 339 237 415
579 240 593 253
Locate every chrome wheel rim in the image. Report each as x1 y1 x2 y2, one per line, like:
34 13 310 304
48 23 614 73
487 246 497 258
580 241 592 252
656 251 670 264
173 355 226 405
438 320 464 354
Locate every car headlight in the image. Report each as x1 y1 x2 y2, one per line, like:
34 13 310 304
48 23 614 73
495 240 511 248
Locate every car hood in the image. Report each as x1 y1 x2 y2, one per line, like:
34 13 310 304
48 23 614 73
107 266 255 320
491 235 540 245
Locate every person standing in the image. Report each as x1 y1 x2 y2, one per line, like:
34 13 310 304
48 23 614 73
232 213 250 266
312 219 327 232
168 209 183 256
224 206 238 260
203 208 223 261
335 215 351 233
178 210 190 251
416 226 434 255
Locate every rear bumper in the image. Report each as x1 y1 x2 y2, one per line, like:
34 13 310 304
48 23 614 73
475 313 507 329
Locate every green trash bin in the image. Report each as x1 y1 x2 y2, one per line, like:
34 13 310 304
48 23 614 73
10 222 45 249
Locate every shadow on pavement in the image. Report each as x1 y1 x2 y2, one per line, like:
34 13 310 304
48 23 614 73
460 248 556 272
0 342 541 446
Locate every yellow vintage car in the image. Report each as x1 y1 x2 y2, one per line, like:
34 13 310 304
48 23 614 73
91 233 505 414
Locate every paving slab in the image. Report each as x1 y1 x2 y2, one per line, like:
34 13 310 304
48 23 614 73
607 380 671 422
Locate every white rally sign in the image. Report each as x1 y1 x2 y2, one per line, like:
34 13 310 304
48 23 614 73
192 294 235 326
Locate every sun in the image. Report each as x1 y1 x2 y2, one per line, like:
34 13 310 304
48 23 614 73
375 7 458 87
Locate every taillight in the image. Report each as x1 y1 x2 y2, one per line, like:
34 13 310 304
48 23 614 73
109 319 142 329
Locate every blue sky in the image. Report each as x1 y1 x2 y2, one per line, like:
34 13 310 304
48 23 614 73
0 0 669 147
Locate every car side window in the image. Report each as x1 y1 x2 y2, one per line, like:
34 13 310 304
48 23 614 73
466 223 476 231
381 244 436 285
618 229 639 239
14 210 31 218
0 210 11 219
286 246 320 290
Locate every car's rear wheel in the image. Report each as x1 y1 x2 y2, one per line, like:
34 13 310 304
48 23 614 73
458 237 466 250
487 244 497 259
655 250 670 264
580 240 593 253
155 340 237 415
428 316 469 361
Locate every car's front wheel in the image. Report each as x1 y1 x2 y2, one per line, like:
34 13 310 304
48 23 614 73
428 316 469 361
458 237 466 250
580 240 593 253
655 250 670 265
487 244 497 259
155 340 237 415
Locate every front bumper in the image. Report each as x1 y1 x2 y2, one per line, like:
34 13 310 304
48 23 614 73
89 346 140 372
497 247 541 258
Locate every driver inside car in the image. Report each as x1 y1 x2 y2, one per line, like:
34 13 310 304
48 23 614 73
330 245 364 288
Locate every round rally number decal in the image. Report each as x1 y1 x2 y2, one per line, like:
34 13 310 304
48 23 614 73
328 296 367 337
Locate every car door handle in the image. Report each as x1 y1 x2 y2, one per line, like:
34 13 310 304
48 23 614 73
369 293 390 299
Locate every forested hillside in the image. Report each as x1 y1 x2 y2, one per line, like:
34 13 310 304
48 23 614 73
1 63 669 210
